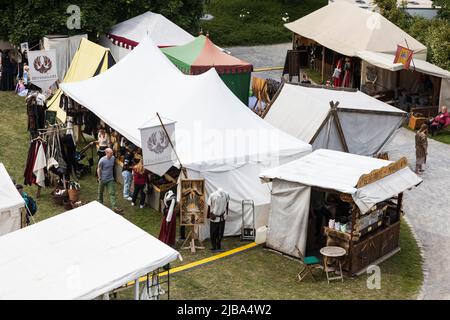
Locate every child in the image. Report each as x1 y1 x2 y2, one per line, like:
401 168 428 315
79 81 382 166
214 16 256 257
131 162 148 209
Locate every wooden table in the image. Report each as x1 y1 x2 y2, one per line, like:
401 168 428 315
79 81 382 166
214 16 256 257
320 246 346 284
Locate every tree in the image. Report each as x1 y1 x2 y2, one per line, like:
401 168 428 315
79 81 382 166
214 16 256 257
0 0 203 45
432 0 450 19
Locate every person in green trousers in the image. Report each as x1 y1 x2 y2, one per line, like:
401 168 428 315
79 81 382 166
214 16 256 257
97 148 123 214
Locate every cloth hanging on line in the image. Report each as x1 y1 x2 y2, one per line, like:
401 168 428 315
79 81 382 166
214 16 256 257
33 142 47 187
158 190 177 247
24 140 47 186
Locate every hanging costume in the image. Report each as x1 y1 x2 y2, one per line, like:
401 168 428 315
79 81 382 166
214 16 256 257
24 139 47 186
158 190 177 247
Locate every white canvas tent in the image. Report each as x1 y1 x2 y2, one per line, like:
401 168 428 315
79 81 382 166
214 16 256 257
0 201 181 299
59 36 311 240
264 83 406 156
285 1 427 59
259 149 422 257
42 34 87 81
356 50 450 107
100 11 195 61
0 163 25 237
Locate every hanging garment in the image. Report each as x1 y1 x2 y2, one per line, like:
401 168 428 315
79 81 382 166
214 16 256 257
33 142 47 187
158 190 177 246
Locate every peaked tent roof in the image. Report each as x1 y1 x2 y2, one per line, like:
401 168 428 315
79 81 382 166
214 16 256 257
48 38 114 122
0 163 24 213
60 36 311 172
0 201 180 299
264 84 405 156
106 11 195 49
161 35 253 74
285 1 427 59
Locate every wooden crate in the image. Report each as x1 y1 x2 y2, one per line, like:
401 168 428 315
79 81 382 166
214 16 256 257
408 115 426 130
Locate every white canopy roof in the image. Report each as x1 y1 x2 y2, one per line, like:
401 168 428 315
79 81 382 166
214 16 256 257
0 163 24 212
0 201 181 299
285 2 427 58
60 37 311 172
108 11 194 47
264 84 405 155
260 149 422 213
356 50 450 79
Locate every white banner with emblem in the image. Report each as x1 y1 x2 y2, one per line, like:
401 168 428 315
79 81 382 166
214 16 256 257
139 116 177 176
27 49 58 92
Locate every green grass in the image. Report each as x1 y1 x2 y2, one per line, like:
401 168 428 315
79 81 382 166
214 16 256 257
405 124 450 145
201 0 327 47
0 91 423 300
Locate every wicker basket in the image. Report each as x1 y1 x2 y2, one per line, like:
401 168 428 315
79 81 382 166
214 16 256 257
68 189 80 202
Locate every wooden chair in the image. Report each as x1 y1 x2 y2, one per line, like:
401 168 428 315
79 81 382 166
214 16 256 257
295 246 321 282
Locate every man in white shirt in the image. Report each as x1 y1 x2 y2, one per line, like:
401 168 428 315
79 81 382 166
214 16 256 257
207 188 230 252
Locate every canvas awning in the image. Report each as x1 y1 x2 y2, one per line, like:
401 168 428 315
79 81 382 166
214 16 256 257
0 201 181 299
356 50 450 79
260 149 422 214
47 38 114 122
285 1 427 59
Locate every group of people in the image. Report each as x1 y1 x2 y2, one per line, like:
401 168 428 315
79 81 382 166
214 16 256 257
415 105 449 174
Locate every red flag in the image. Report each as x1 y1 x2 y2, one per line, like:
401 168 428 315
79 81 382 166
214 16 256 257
394 45 414 69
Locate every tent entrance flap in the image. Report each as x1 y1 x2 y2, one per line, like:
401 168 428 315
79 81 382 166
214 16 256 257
266 180 311 257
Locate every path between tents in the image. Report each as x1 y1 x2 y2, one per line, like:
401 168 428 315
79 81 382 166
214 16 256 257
386 128 450 300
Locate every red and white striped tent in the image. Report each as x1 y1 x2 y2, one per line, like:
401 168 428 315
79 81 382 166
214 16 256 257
100 11 194 61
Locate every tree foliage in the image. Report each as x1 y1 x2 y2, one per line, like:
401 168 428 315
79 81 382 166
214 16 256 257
0 0 203 45
374 0 450 71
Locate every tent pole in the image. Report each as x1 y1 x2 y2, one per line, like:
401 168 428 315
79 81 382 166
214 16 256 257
321 46 325 84
134 278 139 300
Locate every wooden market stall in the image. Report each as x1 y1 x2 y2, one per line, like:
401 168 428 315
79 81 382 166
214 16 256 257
260 149 422 275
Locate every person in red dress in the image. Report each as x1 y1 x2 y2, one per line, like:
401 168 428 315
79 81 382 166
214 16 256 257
158 190 178 247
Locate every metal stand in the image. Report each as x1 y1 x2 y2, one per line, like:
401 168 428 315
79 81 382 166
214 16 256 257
241 200 255 241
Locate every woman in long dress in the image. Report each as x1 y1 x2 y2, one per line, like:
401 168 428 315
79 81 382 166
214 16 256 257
415 124 428 174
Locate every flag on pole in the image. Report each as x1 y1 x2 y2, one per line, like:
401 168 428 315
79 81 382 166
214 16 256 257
393 45 414 69
139 116 177 176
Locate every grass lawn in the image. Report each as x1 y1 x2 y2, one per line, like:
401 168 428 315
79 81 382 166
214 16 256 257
0 91 423 299
405 124 450 145
201 0 327 47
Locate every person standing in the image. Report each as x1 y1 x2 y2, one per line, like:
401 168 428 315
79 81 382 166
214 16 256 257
121 151 133 200
131 162 148 209
207 188 230 252
97 148 123 213
415 124 428 174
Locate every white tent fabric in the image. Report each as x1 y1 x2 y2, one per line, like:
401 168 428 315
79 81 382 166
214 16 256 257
42 35 87 81
285 2 427 59
60 36 311 240
0 201 181 300
264 84 406 156
0 163 24 237
356 51 450 78
260 149 422 211
260 149 422 256
101 11 195 61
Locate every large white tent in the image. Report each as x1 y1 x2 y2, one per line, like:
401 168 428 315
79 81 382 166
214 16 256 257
0 163 25 237
100 11 195 62
260 149 422 257
285 1 427 59
0 201 181 300
264 83 406 156
59 36 311 240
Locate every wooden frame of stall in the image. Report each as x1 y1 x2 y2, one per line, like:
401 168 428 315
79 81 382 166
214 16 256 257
322 157 408 276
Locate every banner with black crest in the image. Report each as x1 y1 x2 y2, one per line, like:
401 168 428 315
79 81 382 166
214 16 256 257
28 49 58 92
139 116 177 176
